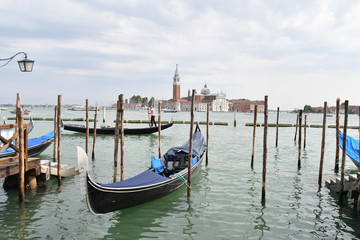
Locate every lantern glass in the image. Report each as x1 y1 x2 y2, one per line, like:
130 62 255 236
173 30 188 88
18 59 34 72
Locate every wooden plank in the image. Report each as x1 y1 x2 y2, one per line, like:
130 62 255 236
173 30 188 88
0 123 29 130
0 158 40 178
0 156 18 165
0 132 19 153
0 124 18 129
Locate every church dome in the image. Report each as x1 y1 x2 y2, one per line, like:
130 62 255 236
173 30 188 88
201 84 210 95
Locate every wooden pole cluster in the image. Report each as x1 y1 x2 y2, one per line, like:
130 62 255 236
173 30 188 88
92 106 98 159
85 99 89 154
334 98 340 173
318 102 327 186
275 107 279 147
113 95 121 183
251 105 258 169
261 96 268 205
56 95 62 184
120 94 125 181
339 100 349 203
187 89 195 197
158 102 162 158
206 103 210 166
297 110 303 170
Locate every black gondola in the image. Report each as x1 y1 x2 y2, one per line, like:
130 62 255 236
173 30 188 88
65 122 173 135
77 125 206 214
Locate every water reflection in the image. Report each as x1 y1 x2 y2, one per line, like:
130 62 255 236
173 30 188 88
103 167 210 239
289 171 302 211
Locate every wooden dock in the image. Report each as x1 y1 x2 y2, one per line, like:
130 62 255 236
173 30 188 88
0 157 41 179
326 172 360 210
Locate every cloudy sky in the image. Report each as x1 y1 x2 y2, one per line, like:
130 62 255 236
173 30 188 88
1 0 359 110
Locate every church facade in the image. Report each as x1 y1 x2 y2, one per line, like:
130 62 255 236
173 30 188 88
161 65 229 112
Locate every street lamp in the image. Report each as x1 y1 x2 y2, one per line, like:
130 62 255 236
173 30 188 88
0 52 35 72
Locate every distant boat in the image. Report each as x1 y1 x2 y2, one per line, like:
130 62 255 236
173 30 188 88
64 122 173 135
0 107 8 110
163 110 177 113
10 109 31 115
68 105 96 111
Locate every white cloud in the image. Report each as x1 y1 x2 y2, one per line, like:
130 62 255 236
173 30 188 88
0 0 359 109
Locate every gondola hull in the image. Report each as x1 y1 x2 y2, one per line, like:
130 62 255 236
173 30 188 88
64 122 173 135
86 159 202 214
78 125 206 214
0 139 53 158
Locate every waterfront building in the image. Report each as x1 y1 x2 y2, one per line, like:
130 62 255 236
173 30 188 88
161 65 230 112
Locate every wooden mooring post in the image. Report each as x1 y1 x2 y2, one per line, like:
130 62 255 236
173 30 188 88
318 102 327 186
53 106 58 162
334 98 340 173
294 112 299 141
206 103 210 166
339 100 349 204
297 110 302 170
85 99 89 154
92 106 98 159
234 110 237 127
113 95 121 183
187 89 195 197
303 115 307 149
120 94 125 181
56 95 62 184
261 96 268 205
16 94 25 201
251 105 258 169
158 102 162 158
275 107 279 148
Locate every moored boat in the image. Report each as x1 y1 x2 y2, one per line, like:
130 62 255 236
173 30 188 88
64 122 173 135
77 124 206 214
339 132 360 169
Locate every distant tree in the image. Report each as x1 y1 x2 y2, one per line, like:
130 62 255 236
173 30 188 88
141 97 148 107
130 95 142 104
303 105 312 113
148 97 155 107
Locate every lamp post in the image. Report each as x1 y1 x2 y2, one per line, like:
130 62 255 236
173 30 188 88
0 52 34 72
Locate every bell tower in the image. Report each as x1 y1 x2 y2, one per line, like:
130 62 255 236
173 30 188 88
172 64 180 100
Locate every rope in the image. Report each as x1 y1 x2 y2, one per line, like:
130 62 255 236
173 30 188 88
171 173 192 189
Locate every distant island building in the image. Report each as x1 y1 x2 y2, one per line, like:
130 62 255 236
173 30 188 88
228 99 265 113
161 65 229 112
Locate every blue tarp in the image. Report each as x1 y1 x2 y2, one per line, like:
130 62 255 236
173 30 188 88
151 156 164 173
339 132 360 166
1 130 55 154
101 170 169 188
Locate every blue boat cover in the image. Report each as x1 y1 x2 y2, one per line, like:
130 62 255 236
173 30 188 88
1 130 55 154
164 129 206 160
101 170 169 188
339 132 360 164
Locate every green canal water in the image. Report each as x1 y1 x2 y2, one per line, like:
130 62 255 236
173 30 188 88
1 108 360 239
